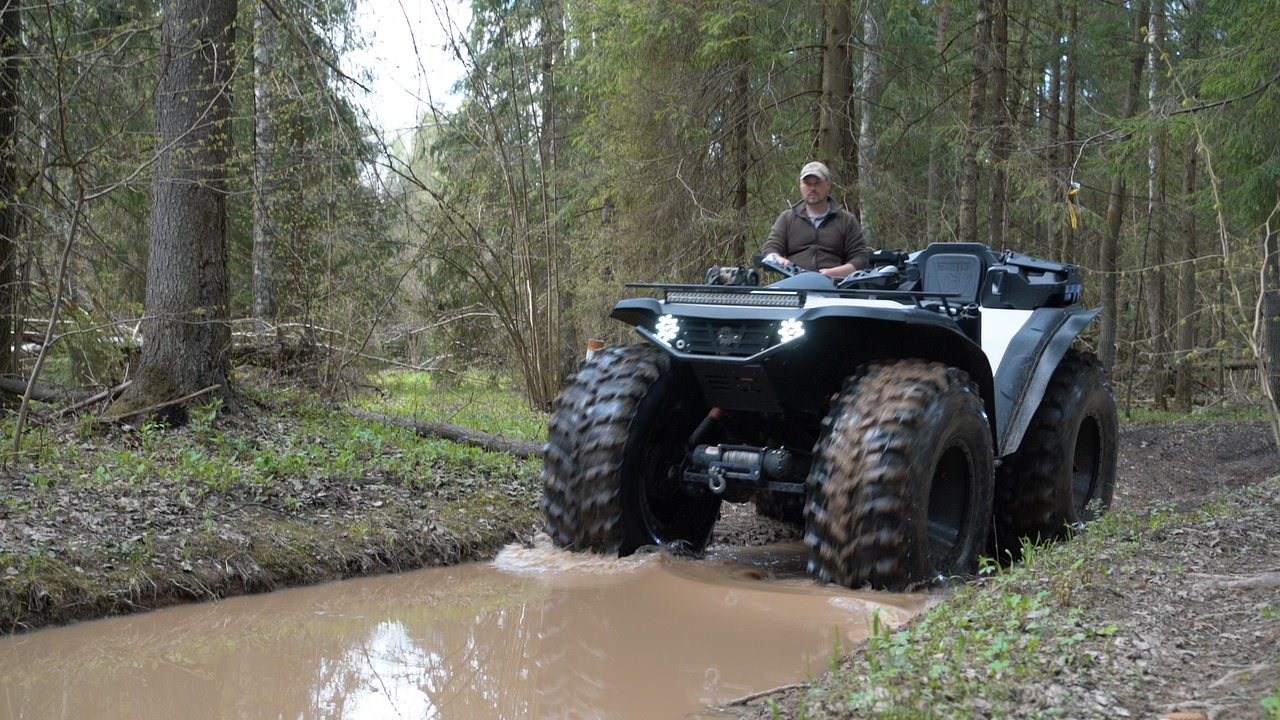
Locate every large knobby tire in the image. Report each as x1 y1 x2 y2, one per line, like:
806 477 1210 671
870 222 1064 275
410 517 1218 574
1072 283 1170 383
805 360 995 591
541 344 722 556
993 348 1119 557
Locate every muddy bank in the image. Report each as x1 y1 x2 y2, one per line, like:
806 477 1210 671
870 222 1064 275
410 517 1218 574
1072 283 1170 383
0 483 540 633
1 413 545 633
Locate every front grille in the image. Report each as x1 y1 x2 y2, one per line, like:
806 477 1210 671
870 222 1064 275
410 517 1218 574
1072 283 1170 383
680 319 775 356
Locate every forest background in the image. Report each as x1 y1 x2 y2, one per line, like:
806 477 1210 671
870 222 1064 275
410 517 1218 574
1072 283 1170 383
0 0 1279 440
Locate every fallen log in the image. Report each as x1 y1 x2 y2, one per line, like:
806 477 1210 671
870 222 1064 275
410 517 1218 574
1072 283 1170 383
344 407 544 459
0 376 83 404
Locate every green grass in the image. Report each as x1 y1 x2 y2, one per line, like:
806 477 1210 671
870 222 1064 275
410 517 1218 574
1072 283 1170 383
6 371 546 503
1120 403 1269 424
361 370 549 442
834 539 1127 719
1265 686 1280 719
818 508 1175 719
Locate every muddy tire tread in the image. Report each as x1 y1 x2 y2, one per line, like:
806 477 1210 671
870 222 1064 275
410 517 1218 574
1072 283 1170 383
805 360 993 590
541 345 668 553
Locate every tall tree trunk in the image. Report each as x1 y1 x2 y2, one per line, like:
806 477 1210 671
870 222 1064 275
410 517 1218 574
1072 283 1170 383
958 0 991 244
1062 2 1079 261
542 0 576 383
1174 143 1198 411
730 53 750 260
124 0 240 421
926 2 950 241
1098 1 1148 375
252 0 278 320
1174 20 1202 413
1045 0 1063 260
1144 6 1170 409
818 0 854 191
858 2 882 244
537 0 567 401
987 0 1010 250
0 0 20 386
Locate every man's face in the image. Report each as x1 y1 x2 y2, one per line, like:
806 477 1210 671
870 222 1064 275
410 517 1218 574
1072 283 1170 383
801 175 831 207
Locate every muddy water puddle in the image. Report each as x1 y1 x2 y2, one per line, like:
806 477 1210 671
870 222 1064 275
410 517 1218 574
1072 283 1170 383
0 539 924 719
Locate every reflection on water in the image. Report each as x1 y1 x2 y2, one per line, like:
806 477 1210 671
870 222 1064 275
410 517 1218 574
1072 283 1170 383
0 539 923 719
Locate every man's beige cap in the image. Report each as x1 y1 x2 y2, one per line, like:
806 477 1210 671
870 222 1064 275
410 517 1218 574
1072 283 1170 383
800 161 831 181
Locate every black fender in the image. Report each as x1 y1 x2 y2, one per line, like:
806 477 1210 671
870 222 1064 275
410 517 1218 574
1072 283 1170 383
993 306 1102 457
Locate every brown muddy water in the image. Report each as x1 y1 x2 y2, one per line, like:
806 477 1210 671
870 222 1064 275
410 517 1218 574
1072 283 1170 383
0 538 924 719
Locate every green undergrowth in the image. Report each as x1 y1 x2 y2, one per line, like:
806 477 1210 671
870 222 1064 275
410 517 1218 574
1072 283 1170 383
360 370 548 442
1120 402 1269 425
0 369 549 632
9 376 542 501
826 521 1142 719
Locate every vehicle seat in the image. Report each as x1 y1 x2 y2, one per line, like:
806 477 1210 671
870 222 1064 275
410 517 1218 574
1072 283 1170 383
913 243 997 344
923 254 983 304
915 243 997 306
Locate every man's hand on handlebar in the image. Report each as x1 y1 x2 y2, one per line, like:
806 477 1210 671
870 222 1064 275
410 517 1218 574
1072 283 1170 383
754 252 804 277
757 253 854 280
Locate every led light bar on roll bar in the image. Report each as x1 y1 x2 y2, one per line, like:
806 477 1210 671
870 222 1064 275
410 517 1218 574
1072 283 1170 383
625 283 805 308
666 290 804 308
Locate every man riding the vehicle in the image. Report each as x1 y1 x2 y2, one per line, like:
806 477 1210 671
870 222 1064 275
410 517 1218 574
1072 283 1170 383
761 161 869 279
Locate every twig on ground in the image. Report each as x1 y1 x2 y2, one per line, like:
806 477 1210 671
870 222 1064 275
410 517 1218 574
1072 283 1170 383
209 502 291 519
1208 662 1274 689
54 380 132 418
345 407 543 458
1190 570 1280 593
714 682 811 708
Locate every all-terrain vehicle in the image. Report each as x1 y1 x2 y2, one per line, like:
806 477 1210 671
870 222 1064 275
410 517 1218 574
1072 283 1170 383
541 242 1119 590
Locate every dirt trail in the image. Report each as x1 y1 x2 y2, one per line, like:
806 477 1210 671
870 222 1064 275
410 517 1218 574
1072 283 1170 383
728 420 1280 720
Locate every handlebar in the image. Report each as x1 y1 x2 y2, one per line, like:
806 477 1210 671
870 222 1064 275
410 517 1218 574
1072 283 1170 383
752 253 805 278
